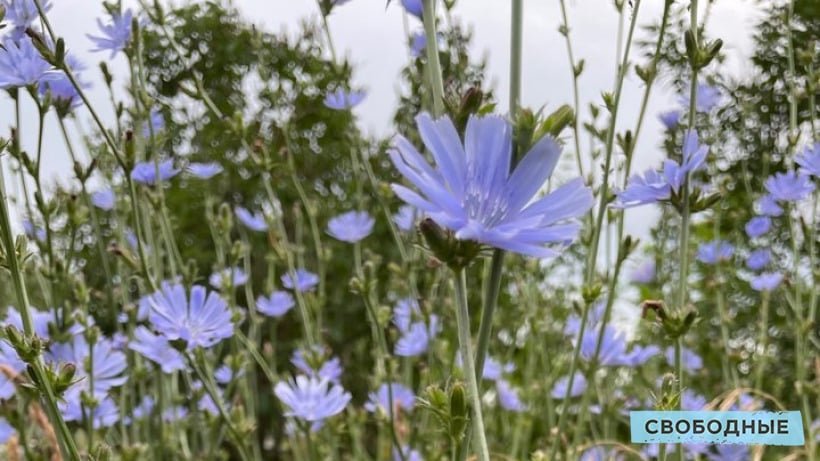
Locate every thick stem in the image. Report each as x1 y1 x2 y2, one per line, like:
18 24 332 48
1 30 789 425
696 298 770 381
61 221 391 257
453 268 490 461
422 0 446 116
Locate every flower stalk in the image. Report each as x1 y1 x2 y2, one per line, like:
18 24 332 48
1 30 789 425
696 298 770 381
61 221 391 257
453 268 490 461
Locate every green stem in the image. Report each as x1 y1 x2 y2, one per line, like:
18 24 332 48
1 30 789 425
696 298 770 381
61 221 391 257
585 0 642 282
754 291 771 391
453 268 490 461
421 0 445 116
0 156 81 461
188 352 254 461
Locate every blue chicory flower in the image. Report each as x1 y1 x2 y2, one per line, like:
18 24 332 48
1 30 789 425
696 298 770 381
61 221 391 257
393 205 419 232
0 36 54 89
750 272 783 292
681 390 708 411
658 110 680 130
91 189 116 210
394 322 430 357
745 248 771 271
327 210 375 243
364 383 416 413
393 446 424 461
130 159 180 184
393 298 419 333
0 342 26 399
615 130 708 208
128 326 186 374
482 356 515 381
697 240 734 264
61 396 120 429
235 207 268 232
390 113 593 258
147 282 235 350
496 379 526 412
187 162 224 179
664 346 703 371
22 219 47 242
209 267 249 289
400 0 423 19
1 0 53 40
281 269 319 292
142 109 165 137
38 54 90 111
577 322 658 367
679 82 722 113
87 9 134 58
291 347 343 383
0 417 15 444
550 372 587 398
765 171 816 202
410 31 426 57
744 216 771 238
256 291 295 318
47 335 128 397
323 88 366 110
756 194 783 216
274 375 352 422
630 259 656 284
796 142 820 178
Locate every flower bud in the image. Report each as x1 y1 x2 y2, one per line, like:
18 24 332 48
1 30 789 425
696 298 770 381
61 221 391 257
449 382 469 440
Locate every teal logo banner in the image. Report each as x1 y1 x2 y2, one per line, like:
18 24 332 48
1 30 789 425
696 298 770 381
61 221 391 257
630 411 805 446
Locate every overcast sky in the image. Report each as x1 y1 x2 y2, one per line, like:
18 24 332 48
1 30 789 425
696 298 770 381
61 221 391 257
1 0 765 302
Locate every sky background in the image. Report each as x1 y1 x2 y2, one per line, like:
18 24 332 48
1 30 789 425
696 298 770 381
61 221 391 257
1 0 766 318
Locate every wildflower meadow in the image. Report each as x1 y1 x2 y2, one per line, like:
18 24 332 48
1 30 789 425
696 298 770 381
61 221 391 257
0 0 819 460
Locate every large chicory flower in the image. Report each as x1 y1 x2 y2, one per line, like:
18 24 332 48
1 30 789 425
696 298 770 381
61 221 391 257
274 375 351 422
87 9 134 58
48 335 128 397
147 282 235 350
389 113 592 258
0 36 53 89
327 210 375 243
765 171 815 202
